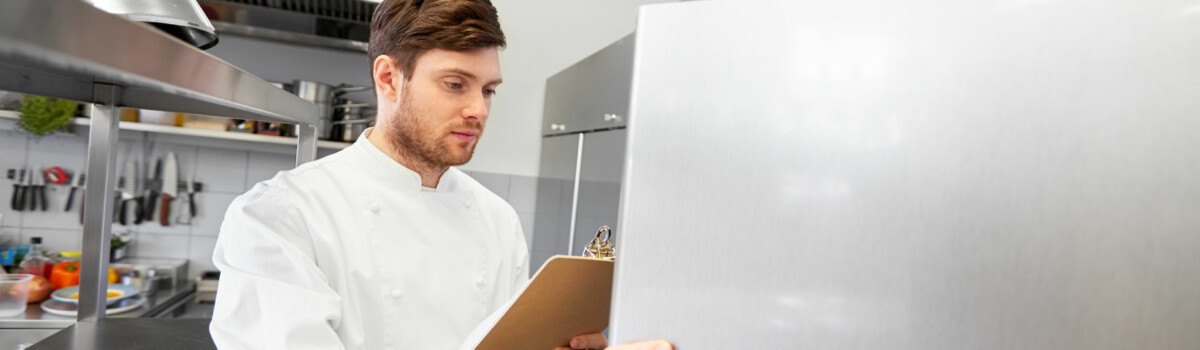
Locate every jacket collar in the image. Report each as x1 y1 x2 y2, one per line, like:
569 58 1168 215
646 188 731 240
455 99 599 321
353 128 464 193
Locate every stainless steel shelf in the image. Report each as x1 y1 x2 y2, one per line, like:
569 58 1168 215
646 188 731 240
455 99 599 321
0 110 351 150
212 21 369 53
0 0 319 125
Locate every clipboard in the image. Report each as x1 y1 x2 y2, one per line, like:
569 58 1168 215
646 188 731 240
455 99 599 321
474 255 615 350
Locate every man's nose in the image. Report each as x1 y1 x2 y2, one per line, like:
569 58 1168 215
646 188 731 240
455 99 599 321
463 94 489 123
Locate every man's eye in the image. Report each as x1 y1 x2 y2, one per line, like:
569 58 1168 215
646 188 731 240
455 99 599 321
483 89 497 97
447 82 463 90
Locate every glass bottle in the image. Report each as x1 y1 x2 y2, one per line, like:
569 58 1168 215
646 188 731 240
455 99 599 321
17 237 54 279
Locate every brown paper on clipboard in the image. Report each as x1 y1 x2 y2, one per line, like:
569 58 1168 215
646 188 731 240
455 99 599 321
475 255 614 350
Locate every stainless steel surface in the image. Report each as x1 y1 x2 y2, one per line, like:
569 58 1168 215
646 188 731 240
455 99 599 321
0 0 319 125
296 124 318 166
542 34 635 135
0 328 59 350
78 86 121 323
211 21 368 52
81 0 218 49
0 283 197 329
566 134 584 255
531 133 581 275
27 318 214 350
609 1 1200 348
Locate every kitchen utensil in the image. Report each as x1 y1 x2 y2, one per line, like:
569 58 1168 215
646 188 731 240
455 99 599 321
80 0 218 49
160 152 177 226
10 168 25 211
177 176 195 225
294 80 334 139
40 295 147 317
43 166 68 185
118 159 138 226
30 165 46 212
0 274 32 317
143 157 161 222
65 172 83 212
50 283 139 304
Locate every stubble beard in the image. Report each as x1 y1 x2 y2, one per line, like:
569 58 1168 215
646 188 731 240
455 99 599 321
386 85 483 171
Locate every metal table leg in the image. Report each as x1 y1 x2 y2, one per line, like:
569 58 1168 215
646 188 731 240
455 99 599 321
78 84 121 322
296 123 318 166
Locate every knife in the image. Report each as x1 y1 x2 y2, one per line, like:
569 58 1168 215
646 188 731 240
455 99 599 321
65 172 83 212
10 168 25 211
31 165 47 211
119 159 138 226
143 157 162 222
160 152 177 226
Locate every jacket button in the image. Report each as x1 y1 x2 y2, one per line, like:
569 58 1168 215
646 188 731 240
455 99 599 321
475 276 485 286
369 202 380 213
390 289 402 298
463 200 473 209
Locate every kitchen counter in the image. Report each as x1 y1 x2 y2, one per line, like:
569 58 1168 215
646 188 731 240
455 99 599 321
28 318 214 350
0 283 196 329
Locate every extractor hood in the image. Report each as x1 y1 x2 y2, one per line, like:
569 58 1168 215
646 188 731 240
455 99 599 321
197 0 377 52
82 0 220 50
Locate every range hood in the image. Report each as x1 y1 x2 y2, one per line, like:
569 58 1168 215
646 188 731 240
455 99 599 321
197 0 377 52
82 0 220 49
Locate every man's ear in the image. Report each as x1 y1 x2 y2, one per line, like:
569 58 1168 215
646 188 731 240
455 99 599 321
373 55 404 102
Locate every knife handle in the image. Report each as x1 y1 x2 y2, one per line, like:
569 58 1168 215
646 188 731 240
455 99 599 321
160 194 173 226
10 184 20 211
28 186 38 212
188 193 196 218
144 191 158 222
118 200 129 226
38 186 47 211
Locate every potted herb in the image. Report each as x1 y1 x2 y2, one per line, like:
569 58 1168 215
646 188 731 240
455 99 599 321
17 95 77 138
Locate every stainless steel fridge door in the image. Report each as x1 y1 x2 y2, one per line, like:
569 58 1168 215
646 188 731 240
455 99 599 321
573 129 627 256
531 133 582 276
610 0 1200 349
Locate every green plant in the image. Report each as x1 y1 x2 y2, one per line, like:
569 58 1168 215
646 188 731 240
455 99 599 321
18 95 76 137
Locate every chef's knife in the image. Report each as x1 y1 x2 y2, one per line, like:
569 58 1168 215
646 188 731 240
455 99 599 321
65 172 83 211
10 168 25 211
160 152 177 226
143 158 162 222
119 159 138 226
31 165 47 211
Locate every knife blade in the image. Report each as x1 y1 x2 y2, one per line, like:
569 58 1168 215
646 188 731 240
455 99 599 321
143 157 162 222
160 152 177 226
65 171 83 212
119 159 138 226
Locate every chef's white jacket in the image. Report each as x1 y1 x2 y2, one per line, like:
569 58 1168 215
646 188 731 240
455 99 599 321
210 128 530 350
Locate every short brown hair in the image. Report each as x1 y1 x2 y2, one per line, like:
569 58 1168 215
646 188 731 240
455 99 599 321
369 0 506 80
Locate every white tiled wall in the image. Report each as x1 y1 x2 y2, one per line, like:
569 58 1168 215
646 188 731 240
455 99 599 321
1 116 541 281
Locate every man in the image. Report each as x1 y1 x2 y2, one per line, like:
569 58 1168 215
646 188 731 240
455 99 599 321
210 0 669 349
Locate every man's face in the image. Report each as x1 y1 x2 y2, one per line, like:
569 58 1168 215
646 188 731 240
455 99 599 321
387 47 502 167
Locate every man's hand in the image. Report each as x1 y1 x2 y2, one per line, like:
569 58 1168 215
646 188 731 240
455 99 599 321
554 333 673 350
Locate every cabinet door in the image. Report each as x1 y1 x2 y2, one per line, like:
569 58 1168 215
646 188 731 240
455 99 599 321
530 133 580 276
572 129 627 257
542 34 635 135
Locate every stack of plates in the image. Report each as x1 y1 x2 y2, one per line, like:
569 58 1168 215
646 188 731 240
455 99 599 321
40 284 146 317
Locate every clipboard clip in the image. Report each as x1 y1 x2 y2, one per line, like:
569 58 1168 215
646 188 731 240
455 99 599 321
581 225 615 260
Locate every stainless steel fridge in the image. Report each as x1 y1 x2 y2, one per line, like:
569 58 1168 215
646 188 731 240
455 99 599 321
609 0 1200 349
530 35 635 275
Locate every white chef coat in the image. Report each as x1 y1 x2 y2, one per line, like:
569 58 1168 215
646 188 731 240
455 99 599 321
210 128 529 350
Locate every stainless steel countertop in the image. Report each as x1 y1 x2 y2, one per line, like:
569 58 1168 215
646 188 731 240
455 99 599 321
0 283 196 329
28 318 214 350
0 0 318 125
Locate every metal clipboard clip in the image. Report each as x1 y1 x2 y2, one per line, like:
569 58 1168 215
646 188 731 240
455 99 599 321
581 225 616 260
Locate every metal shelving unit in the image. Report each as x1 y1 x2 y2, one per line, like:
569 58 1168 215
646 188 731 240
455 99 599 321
0 0 320 323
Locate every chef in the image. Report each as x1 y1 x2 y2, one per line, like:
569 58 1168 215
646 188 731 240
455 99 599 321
209 0 669 349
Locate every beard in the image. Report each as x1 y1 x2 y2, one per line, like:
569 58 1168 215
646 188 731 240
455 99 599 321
385 86 484 168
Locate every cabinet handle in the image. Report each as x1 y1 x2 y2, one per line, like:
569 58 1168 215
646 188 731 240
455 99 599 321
603 113 622 122
550 124 566 131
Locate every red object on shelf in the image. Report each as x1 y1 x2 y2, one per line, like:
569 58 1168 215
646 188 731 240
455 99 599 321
44 166 68 185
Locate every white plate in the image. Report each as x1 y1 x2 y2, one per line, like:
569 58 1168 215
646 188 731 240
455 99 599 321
50 284 139 304
40 295 147 317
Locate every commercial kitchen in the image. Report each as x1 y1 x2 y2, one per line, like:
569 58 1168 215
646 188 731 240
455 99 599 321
2 0 1199 349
